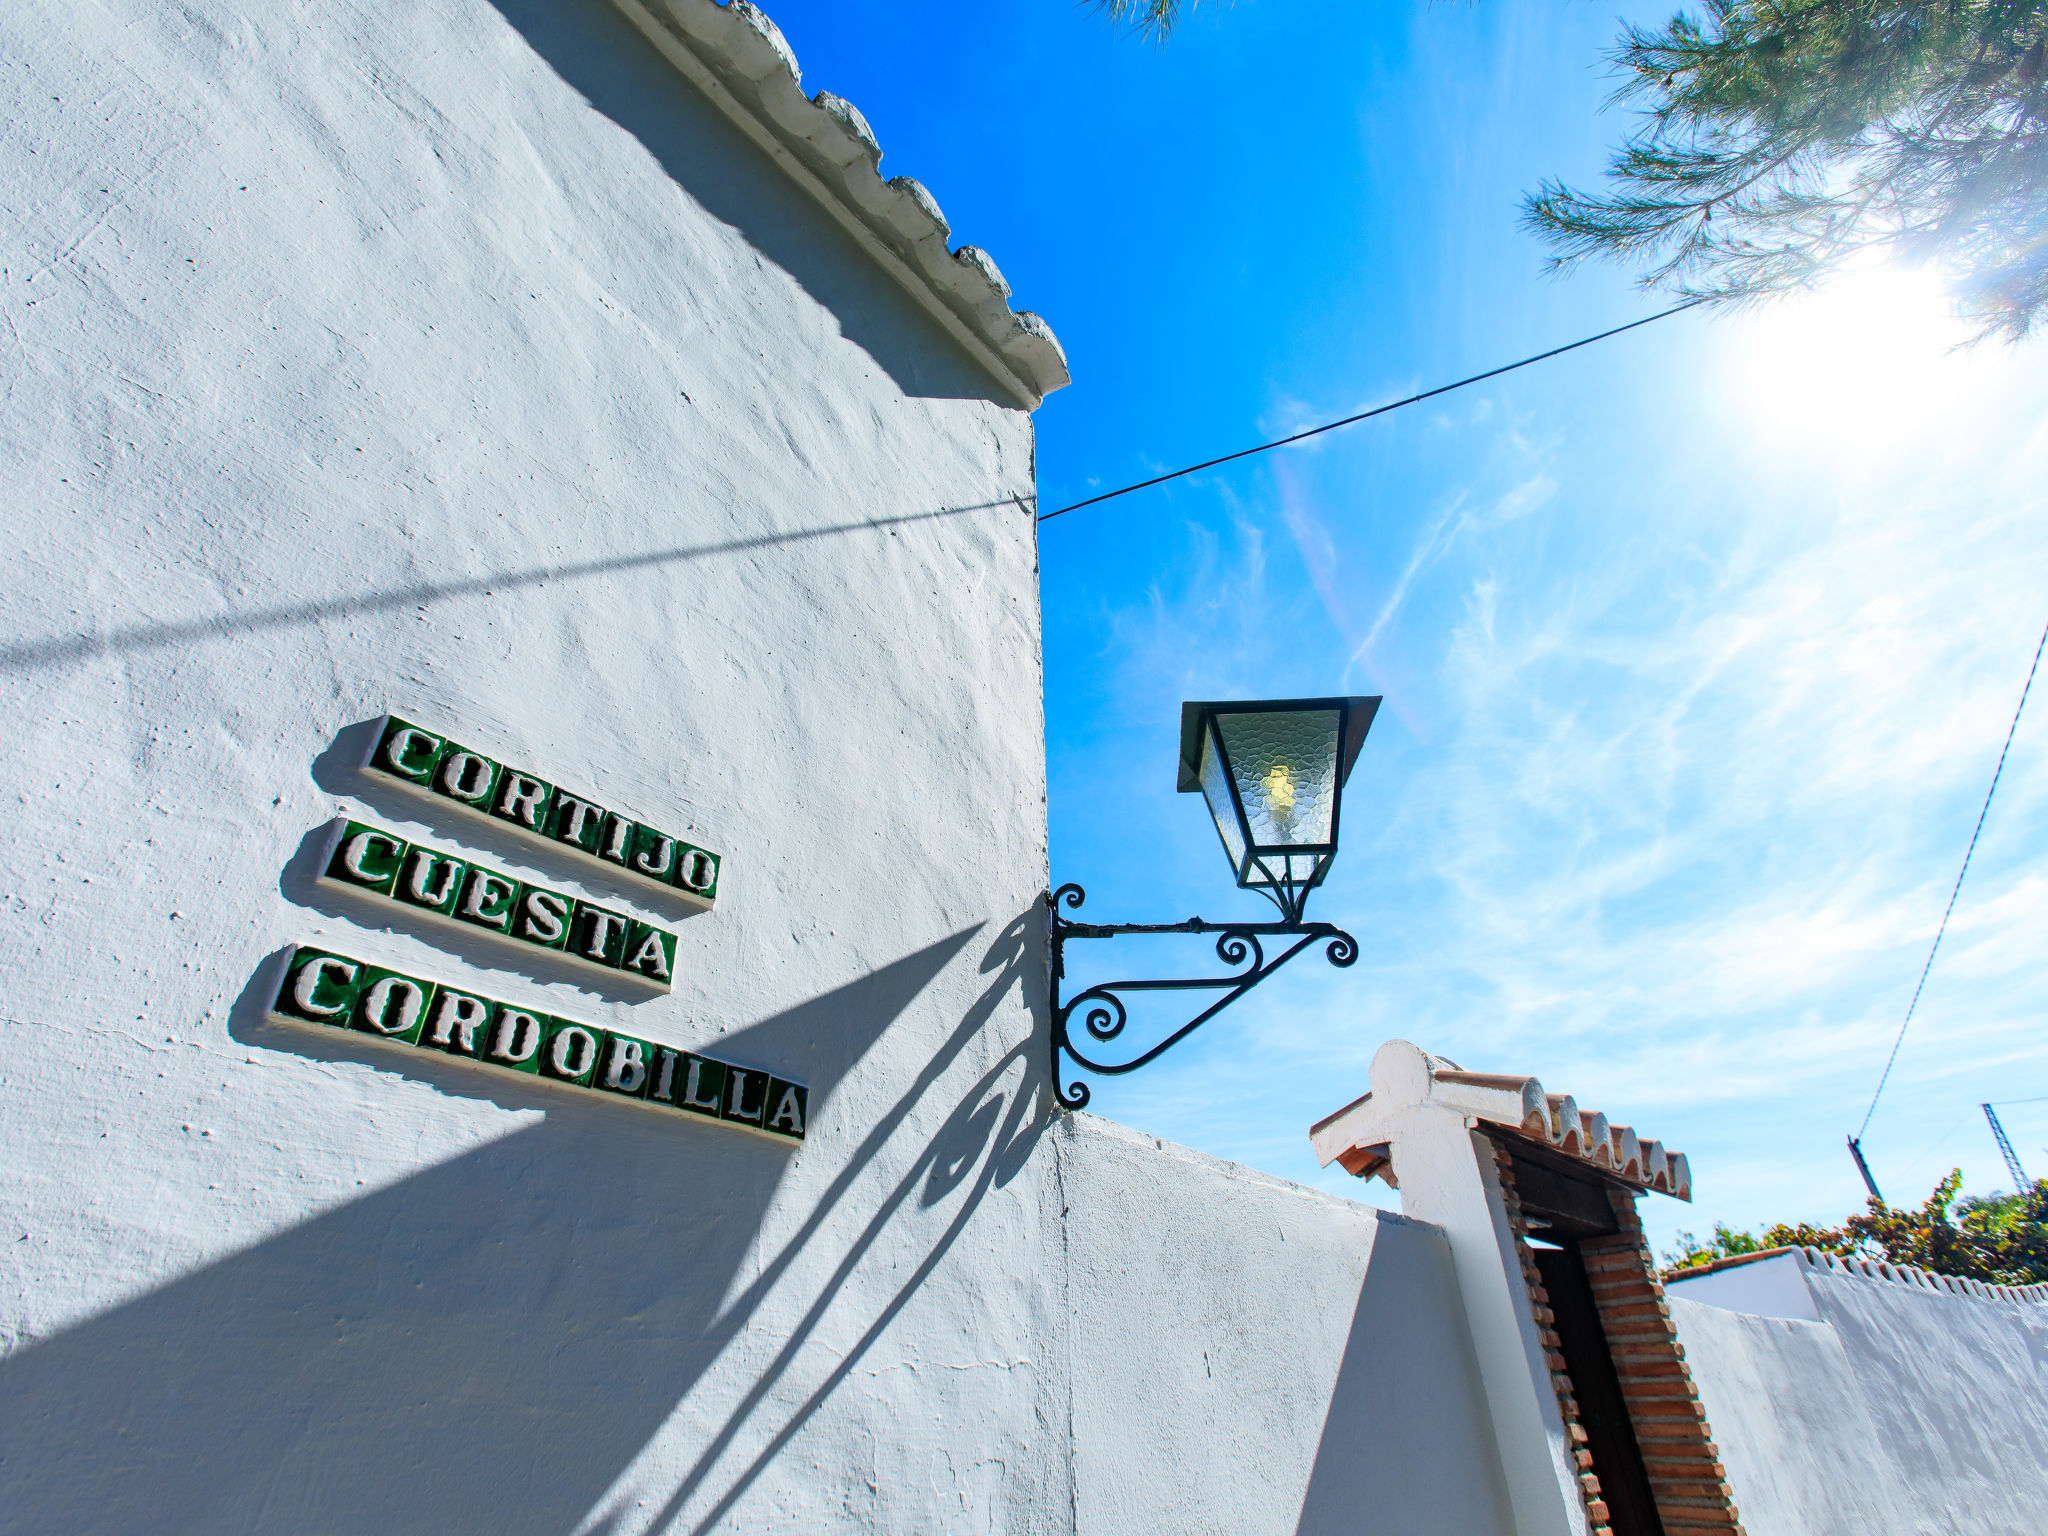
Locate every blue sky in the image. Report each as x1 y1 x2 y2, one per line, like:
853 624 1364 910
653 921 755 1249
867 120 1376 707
755 0 2048 1255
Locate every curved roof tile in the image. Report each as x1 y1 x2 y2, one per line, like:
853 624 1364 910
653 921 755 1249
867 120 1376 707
1668 1244 2048 1306
1310 1040 1693 1202
608 0 1070 407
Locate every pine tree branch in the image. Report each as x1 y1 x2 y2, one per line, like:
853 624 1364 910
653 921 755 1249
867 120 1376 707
1093 0 1189 40
1525 0 2048 336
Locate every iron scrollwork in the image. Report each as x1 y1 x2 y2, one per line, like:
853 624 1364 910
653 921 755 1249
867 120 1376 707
1046 883 1357 1110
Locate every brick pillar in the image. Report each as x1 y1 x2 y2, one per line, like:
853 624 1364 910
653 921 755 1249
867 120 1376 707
1579 1189 1744 1536
1493 1146 1610 1535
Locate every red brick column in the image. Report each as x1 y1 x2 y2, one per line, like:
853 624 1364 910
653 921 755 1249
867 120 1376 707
1579 1189 1744 1536
1492 1146 1612 1535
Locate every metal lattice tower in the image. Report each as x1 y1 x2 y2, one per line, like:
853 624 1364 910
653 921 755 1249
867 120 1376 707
1983 1103 2030 1190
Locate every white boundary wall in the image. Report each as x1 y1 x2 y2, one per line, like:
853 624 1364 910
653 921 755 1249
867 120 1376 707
0 3 1515 1530
1062 1118 1514 1536
1670 1252 2048 1536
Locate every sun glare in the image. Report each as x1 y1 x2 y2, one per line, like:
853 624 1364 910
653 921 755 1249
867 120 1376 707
1721 262 1991 457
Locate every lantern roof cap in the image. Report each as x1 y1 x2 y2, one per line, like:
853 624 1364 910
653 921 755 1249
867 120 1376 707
1175 696 1382 794
609 0 1068 408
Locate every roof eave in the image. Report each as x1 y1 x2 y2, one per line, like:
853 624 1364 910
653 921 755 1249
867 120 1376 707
609 0 1070 410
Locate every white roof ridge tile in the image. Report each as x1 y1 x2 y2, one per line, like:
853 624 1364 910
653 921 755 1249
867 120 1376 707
607 0 1070 407
1309 1040 1693 1202
1797 1245 2048 1306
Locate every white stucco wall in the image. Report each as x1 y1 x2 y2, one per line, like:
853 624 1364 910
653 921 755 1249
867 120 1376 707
1672 1259 2048 1536
1062 1118 1515 1536
0 3 1515 1532
1656 1251 1821 1321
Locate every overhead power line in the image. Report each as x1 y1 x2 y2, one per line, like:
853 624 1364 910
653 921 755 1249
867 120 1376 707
1035 300 1702 524
1856 618 2048 1145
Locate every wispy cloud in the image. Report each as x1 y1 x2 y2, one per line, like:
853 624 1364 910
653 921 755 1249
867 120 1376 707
1087 278 2048 1252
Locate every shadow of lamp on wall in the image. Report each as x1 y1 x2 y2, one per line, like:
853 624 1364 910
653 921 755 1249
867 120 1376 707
1048 696 1381 1109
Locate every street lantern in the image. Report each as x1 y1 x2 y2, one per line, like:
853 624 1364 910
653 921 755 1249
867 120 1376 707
1177 696 1380 922
1047 693 1383 1109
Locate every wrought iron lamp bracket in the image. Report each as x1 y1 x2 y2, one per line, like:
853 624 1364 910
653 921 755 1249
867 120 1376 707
1045 883 1357 1111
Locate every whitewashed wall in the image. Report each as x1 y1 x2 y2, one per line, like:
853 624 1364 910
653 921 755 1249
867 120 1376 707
1671 1258 2048 1536
0 2 1513 1532
1063 1118 1515 1536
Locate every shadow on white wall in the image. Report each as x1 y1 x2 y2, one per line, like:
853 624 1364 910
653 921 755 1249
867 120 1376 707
0 914 1048 1533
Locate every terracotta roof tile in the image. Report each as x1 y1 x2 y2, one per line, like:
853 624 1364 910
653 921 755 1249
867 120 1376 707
1310 1040 1693 1201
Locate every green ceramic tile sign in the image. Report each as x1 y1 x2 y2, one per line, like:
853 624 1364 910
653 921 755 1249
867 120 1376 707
361 715 720 910
320 818 678 990
271 946 807 1140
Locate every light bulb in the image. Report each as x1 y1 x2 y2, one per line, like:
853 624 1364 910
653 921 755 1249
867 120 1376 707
1262 763 1297 825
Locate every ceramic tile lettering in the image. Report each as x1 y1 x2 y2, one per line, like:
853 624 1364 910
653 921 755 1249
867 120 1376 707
351 966 435 1045
490 770 554 835
484 1004 548 1074
645 1045 689 1109
545 791 608 856
720 1064 770 1128
509 884 574 951
763 1078 809 1140
569 903 632 969
420 988 494 1057
274 947 366 1025
676 1055 727 1119
433 745 503 813
628 825 678 883
325 822 408 895
453 866 519 933
358 715 720 912
373 717 449 786
264 947 802 1140
312 818 675 991
597 813 636 867
596 1032 655 1098
393 845 467 917
621 922 676 985
541 1018 602 1086
673 844 720 902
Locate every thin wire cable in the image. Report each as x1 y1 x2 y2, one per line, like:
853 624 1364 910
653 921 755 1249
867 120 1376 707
1858 618 2048 1141
1035 300 1701 523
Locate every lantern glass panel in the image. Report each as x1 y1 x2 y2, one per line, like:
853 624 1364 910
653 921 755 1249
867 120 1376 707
1214 708 1341 850
1195 724 1249 877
